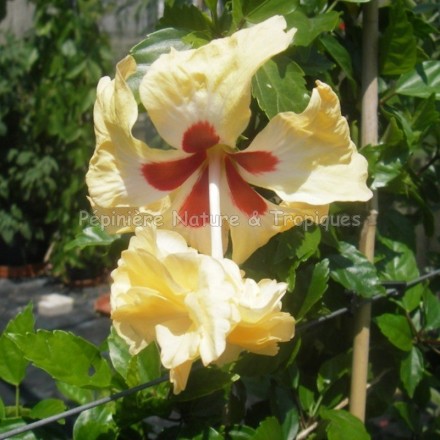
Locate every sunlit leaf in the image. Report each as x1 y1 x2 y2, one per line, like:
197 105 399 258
10 330 112 388
29 399 66 421
321 409 371 440
395 61 440 99
0 304 34 386
65 226 120 250
73 405 117 440
375 314 413 351
400 346 424 397
253 57 309 119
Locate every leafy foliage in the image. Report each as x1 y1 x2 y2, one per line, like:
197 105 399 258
0 0 439 439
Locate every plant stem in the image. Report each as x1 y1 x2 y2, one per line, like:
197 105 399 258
15 385 20 417
208 151 223 259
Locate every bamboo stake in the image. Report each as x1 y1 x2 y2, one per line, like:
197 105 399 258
349 0 379 422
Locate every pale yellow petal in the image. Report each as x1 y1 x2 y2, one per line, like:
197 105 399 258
169 360 193 395
140 16 294 150
241 81 372 205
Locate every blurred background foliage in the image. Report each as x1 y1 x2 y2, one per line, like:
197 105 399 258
0 0 439 439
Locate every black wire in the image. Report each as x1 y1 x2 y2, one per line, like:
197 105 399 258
1 269 439 439
0 374 169 440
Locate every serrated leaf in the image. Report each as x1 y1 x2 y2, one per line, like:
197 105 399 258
329 242 385 298
73 405 116 440
29 399 66 421
319 34 355 83
380 1 417 75
400 346 424 398
375 313 413 351
321 409 371 440
65 226 120 250
297 259 329 320
0 304 34 386
285 10 340 47
253 57 309 119
253 416 284 440
11 330 112 388
395 61 440 99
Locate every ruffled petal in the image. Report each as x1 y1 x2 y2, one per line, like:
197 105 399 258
87 56 194 209
239 81 372 205
140 16 294 150
169 360 193 395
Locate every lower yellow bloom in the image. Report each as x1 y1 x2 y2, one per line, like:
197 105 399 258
110 226 294 393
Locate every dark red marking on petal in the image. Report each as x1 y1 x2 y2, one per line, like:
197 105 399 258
182 121 220 153
141 153 206 191
178 166 210 228
231 150 279 175
224 157 267 217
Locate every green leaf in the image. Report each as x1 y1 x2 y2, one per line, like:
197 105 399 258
253 56 309 119
319 34 355 83
320 409 371 440
56 382 94 405
0 397 5 420
159 3 213 33
275 226 321 264
270 384 299 440
73 405 116 440
0 304 34 386
317 352 351 393
395 61 440 99
400 346 424 398
375 313 413 351
328 242 385 298
423 289 440 331
253 416 284 440
298 385 315 414
128 28 190 99
380 1 417 75
285 10 340 47
65 226 120 250
107 327 131 380
11 330 112 388
245 0 298 23
0 418 37 440
393 401 420 433
228 424 257 439
29 399 66 420
297 259 329 320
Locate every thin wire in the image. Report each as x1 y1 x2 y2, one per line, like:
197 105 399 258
1 269 438 439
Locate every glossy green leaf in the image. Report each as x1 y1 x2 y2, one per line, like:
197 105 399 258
107 327 131 380
423 289 440 331
321 409 371 440
245 0 298 23
160 3 213 33
253 416 284 440
0 397 5 420
56 382 94 405
11 330 112 388
73 405 116 440
285 10 340 47
393 401 420 433
298 385 315 414
380 1 417 75
297 259 329 320
328 242 385 298
128 28 190 98
375 314 413 351
253 57 309 119
65 226 120 250
29 399 66 420
377 237 419 282
228 424 257 439
0 304 34 386
400 346 424 398
395 61 440 99
319 34 355 83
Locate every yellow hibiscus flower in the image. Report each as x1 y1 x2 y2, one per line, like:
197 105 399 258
87 15 371 263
